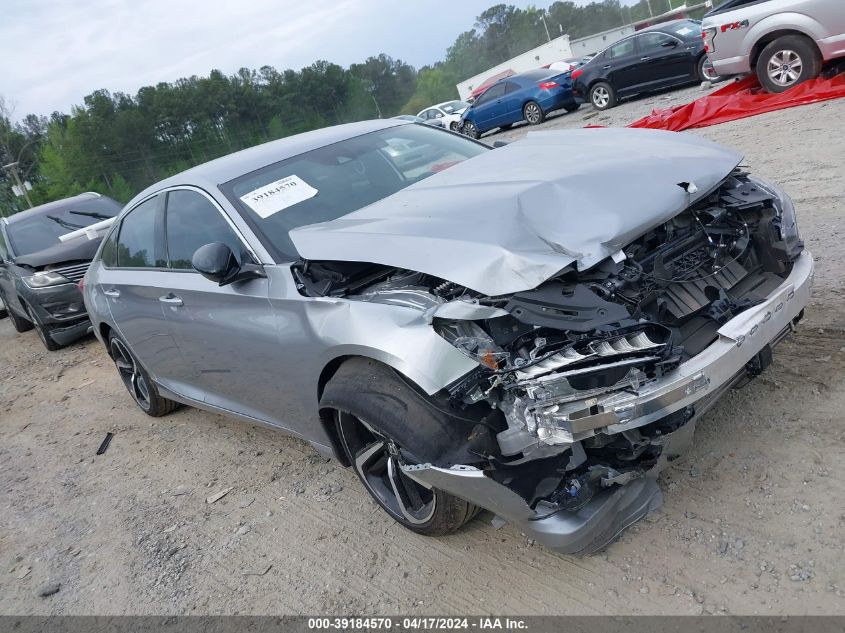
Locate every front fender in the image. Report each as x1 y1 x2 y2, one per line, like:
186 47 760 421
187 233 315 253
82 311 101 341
306 297 479 396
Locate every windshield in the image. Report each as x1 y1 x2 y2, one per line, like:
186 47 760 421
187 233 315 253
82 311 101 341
222 124 488 259
6 197 121 257
440 101 469 114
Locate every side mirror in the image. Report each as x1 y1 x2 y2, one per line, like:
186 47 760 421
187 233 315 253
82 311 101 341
192 242 265 286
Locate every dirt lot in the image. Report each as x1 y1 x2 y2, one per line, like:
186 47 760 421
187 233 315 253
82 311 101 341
2 84 844 616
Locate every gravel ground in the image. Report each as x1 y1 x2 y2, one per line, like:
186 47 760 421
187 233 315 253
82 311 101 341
1 82 844 616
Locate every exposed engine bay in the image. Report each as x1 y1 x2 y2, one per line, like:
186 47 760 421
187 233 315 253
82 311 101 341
292 169 805 520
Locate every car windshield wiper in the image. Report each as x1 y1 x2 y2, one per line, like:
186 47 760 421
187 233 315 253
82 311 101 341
70 210 113 220
45 215 85 231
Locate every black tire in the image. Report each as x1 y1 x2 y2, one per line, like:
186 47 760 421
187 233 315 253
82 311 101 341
462 121 480 139
523 101 545 125
449 121 458 131
322 359 479 537
22 304 62 351
697 55 715 82
6 300 33 333
0 292 7 319
108 331 179 417
564 102 581 113
756 35 821 93
590 82 616 110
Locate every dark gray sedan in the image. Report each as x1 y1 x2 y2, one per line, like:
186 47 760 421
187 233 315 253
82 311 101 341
0 192 121 349
83 120 811 554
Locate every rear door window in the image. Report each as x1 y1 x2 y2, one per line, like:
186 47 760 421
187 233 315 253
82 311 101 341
116 197 161 268
608 38 637 59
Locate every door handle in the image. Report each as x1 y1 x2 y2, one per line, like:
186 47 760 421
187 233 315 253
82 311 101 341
603 65 611 69
640 56 651 61
103 289 120 298
158 294 183 307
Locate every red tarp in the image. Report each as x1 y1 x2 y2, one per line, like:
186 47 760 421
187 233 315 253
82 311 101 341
628 72 845 132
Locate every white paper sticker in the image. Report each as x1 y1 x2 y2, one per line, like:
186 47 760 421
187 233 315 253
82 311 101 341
675 27 693 35
239 175 318 218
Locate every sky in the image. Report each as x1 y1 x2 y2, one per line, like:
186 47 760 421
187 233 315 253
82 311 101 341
0 0 634 118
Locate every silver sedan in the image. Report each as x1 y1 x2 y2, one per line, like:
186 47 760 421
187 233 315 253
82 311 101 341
83 120 811 554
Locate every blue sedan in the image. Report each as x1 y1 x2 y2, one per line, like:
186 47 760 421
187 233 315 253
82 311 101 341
459 69 580 138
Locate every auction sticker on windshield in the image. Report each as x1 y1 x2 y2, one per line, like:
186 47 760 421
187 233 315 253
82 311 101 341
240 175 318 218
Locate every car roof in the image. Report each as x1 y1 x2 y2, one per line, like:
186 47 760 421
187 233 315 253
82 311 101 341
130 119 406 203
432 100 464 108
3 192 104 225
639 19 700 34
511 68 556 81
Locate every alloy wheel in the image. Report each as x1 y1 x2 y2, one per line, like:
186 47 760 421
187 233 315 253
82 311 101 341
524 103 541 124
462 122 478 139
338 411 436 525
592 86 610 109
110 337 152 411
767 50 803 87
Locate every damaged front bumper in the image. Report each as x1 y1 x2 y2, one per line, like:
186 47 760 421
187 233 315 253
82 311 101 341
405 251 813 555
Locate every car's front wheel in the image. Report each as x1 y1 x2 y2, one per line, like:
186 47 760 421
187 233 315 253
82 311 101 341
756 35 821 93
23 304 62 351
323 360 479 536
5 297 34 333
108 332 179 417
461 121 479 139
523 101 545 125
590 82 616 110
0 292 7 319
449 121 458 131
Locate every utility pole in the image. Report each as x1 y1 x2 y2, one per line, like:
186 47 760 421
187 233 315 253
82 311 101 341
541 15 552 42
3 162 33 209
366 84 382 118
645 0 654 17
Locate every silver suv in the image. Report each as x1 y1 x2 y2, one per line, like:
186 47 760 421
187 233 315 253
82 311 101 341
703 0 845 92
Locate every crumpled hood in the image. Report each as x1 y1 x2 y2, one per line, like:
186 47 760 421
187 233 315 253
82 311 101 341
290 128 742 296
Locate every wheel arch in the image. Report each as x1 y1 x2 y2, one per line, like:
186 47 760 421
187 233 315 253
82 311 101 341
316 354 492 469
748 27 821 70
98 321 114 351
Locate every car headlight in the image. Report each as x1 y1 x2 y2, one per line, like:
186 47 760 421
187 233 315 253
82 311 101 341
22 271 71 289
751 177 802 255
433 319 504 369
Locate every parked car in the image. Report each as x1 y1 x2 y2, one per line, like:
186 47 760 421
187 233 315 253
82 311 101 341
459 69 579 138
548 55 593 73
702 0 845 93
393 114 442 128
572 19 715 110
416 101 471 132
83 120 810 555
0 192 122 350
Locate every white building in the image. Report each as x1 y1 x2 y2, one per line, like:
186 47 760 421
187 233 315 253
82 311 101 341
569 25 635 58
456 35 573 101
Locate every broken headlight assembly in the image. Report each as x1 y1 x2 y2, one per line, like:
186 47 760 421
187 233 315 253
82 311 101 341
752 177 802 256
22 271 72 289
433 318 506 370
